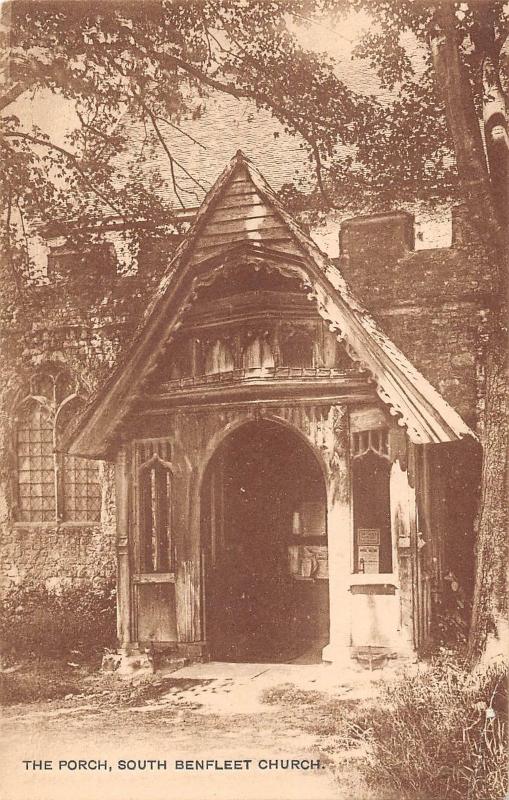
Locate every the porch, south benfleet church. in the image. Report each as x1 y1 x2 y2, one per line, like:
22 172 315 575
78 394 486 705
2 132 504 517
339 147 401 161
66 151 478 669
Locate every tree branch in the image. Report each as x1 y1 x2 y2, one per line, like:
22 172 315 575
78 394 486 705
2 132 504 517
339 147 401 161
4 188 26 302
15 197 31 278
75 109 118 146
140 104 195 207
1 130 124 217
154 114 206 149
132 90 209 195
0 80 29 112
153 47 333 202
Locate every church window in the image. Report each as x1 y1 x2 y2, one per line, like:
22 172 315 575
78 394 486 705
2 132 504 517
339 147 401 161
15 369 101 523
58 397 102 523
16 402 56 522
47 242 116 281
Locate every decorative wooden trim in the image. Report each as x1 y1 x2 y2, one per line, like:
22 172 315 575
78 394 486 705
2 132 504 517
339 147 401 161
351 428 390 460
67 152 476 457
158 365 365 390
138 393 375 416
139 381 373 412
132 572 176 584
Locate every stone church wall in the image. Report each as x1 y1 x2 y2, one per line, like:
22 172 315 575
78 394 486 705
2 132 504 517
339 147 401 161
0 244 170 594
0 209 494 594
339 206 493 431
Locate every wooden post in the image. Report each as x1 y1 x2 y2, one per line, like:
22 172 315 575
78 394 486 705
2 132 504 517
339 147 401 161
390 454 416 653
176 560 201 642
322 405 352 664
323 487 352 663
115 445 132 648
175 464 203 644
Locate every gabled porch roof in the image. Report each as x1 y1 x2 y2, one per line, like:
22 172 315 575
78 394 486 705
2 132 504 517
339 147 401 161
66 151 475 458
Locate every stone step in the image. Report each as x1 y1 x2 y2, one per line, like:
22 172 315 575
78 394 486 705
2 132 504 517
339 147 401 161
351 646 396 670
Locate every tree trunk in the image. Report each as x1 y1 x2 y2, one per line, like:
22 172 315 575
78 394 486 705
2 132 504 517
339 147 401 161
429 6 503 246
482 53 509 225
430 6 508 661
468 325 508 661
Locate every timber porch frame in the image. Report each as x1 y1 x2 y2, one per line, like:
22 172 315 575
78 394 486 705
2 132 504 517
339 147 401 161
65 151 477 665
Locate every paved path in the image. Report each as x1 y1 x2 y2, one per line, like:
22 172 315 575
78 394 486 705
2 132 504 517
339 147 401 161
1 660 388 800
159 660 372 714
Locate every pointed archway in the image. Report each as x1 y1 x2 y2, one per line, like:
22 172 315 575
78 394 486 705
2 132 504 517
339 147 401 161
201 420 329 663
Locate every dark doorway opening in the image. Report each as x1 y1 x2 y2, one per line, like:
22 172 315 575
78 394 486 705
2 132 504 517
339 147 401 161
201 421 329 663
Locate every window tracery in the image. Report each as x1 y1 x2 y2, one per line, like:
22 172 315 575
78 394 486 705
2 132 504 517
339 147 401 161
135 439 174 573
14 368 101 523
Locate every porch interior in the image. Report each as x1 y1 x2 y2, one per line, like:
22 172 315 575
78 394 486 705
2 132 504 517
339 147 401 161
201 421 330 664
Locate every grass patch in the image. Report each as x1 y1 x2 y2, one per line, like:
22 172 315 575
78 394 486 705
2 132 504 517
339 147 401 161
0 664 86 705
261 682 324 706
364 653 508 800
261 682 371 748
260 656 508 800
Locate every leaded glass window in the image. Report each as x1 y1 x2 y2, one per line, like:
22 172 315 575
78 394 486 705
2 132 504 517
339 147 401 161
16 402 56 522
58 396 101 523
62 454 101 523
15 368 101 523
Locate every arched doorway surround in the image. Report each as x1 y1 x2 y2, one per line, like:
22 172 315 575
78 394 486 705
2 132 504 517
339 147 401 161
201 420 329 662
164 404 354 664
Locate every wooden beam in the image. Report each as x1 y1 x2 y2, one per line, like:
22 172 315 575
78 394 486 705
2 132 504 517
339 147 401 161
132 572 176 584
115 445 132 648
176 560 201 642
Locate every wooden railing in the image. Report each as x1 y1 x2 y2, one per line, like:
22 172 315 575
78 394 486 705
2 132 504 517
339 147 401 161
160 365 362 391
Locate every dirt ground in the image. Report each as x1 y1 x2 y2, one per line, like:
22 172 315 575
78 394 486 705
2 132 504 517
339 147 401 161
0 658 396 800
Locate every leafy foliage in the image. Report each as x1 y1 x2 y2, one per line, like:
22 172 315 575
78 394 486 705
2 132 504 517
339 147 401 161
1 1 507 286
0 580 116 661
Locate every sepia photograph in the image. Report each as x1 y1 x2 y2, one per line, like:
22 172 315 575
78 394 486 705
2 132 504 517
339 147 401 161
0 1 507 798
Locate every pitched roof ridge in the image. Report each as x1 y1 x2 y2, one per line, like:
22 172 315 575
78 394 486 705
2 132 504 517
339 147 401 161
65 153 476 457
142 150 243 321
241 155 363 311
